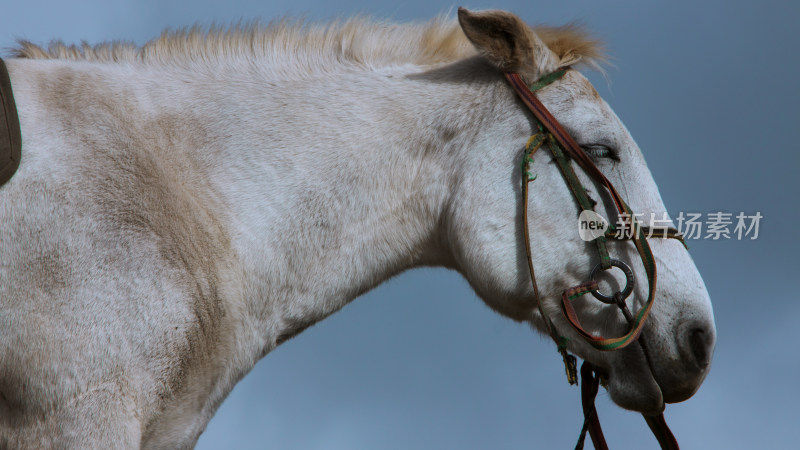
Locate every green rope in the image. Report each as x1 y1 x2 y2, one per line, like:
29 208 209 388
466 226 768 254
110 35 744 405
528 67 569 92
522 133 546 181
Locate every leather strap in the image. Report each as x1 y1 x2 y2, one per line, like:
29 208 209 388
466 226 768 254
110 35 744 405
645 413 680 450
505 72 626 216
577 362 608 450
0 58 21 187
508 70 662 352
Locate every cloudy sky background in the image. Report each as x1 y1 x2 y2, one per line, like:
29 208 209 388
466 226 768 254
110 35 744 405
1 1 797 448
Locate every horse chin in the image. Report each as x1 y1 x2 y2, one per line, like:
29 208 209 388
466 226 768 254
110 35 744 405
655 361 709 405
605 362 665 416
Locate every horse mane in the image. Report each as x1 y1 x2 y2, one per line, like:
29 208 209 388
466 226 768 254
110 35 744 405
12 15 605 71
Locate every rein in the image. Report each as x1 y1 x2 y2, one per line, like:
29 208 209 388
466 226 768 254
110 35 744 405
504 69 683 450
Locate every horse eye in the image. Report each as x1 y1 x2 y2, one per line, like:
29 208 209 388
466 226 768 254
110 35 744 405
581 144 619 162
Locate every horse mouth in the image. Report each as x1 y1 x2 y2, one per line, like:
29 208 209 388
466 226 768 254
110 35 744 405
663 384 701 404
607 375 665 416
601 345 666 416
602 342 711 414
659 364 710 405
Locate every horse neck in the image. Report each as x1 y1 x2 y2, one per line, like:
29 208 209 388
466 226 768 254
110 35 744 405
194 62 499 350
12 56 509 350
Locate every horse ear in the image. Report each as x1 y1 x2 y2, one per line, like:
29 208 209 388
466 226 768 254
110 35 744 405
457 7 557 79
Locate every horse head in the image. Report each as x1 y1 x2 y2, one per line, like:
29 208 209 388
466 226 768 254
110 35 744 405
448 8 715 415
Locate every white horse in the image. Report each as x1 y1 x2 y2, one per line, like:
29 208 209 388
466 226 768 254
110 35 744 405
0 8 715 448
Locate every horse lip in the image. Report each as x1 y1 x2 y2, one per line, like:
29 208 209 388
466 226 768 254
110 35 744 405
600 341 667 415
640 370 667 414
644 358 668 413
599 367 667 413
650 352 707 405
660 375 704 404
650 379 668 413
604 367 666 415
655 324 714 404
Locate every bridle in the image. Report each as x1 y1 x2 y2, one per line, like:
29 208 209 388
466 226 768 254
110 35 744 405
504 68 686 450
506 67 684 450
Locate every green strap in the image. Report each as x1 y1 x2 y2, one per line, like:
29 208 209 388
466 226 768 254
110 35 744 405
521 128 579 384
527 67 569 92
548 135 612 268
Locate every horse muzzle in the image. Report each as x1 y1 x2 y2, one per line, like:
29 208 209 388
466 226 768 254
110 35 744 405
659 318 716 404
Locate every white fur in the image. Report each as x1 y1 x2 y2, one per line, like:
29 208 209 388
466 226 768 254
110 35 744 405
0 13 714 448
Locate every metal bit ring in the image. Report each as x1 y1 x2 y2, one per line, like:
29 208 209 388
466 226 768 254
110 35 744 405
590 259 635 304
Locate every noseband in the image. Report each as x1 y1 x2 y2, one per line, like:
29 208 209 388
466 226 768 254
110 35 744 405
504 69 685 450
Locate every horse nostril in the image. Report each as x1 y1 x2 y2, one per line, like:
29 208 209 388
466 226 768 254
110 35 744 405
688 326 713 369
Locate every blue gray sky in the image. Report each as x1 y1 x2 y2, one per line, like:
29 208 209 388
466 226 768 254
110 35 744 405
2 1 797 448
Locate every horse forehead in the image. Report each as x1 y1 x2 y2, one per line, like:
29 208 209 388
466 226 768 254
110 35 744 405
551 71 605 111
539 71 621 140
